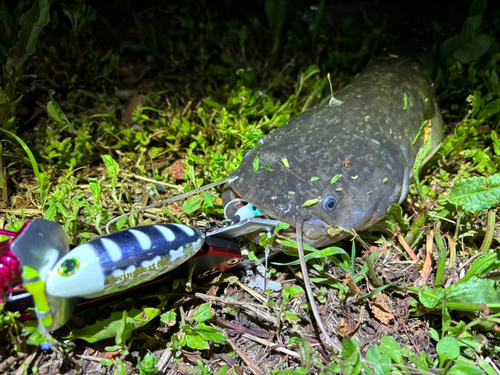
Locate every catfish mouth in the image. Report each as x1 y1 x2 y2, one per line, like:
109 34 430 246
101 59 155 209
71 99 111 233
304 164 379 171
276 218 342 249
222 186 339 249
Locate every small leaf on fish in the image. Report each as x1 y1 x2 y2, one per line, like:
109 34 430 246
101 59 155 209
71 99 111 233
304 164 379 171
326 226 342 237
335 187 343 191
275 222 290 233
253 155 259 171
282 156 289 168
412 119 429 145
302 198 319 207
263 166 274 172
288 191 295 195
403 92 408 110
311 176 319 181
331 175 340 184
351 175 358 180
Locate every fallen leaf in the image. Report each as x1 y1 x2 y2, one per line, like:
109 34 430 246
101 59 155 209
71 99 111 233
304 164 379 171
170 159 186 180
369 293 394 325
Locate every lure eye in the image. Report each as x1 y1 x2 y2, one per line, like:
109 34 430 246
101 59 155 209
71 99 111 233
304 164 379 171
57 257 80 277
322 196 337 212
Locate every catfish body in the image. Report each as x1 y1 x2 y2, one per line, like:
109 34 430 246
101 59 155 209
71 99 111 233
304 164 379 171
223 56 443 248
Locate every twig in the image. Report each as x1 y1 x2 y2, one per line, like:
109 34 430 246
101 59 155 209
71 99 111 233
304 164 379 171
346 305 365 336
421 230 434 284
397 234 419 262
106 175 236 233
156 348 173 373
296 220 342 351
241 333 300 359
403 324 421 356
227 338 265 375
214 316 271 339
131 174 184 190
236 281 267 303
0 208 43 215
195 292 278 325
14 351 37 375
0 142 7 205
195 292 268 309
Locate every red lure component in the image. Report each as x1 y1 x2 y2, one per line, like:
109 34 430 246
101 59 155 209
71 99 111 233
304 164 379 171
0 229 22 301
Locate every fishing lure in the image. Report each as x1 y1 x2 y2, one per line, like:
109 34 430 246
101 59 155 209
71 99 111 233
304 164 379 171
0 219 210 333
46 223 204 298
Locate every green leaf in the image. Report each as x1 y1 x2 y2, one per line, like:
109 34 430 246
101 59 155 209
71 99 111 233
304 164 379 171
479 99 500 120
136 353 158 375
114 358 127 375
330 174 340 184
44 204 57 221
170 332 184 350
282 156 289 168
463 251 500 282
253 155 259 171
181 195 203 215
46 98 70 127
302 198 319 207
366 345 392 375
66 307 160 343
200 191 215 209
102 154 120 181
283 311 301 323
0 89 6 105
310 176 319 181
453 34 493 64
184 322 227 348
192 303 213 323
6 0 50 73
448 363 486 375
160 310 177 326
264 0 289 48
273 246 348 266
379 336 403 365
0 128 40 180
384 204 408 232
479 359 500 375
436 336 460 365
446 174 500 211
419 277 500 311
341 338 361 375
184 330 210 350
358 283 395 302
287 286 304 298
274 222 290 233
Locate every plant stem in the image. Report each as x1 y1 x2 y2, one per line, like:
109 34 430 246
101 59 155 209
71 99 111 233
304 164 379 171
0 142 7 205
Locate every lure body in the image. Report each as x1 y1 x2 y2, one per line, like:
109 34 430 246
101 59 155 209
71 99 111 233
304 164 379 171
46 223 204 298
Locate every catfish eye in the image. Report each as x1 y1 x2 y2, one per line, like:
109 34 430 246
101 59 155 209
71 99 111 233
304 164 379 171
322 196 337 212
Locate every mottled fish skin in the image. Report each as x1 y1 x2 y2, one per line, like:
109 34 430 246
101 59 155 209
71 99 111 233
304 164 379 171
223 56 443 248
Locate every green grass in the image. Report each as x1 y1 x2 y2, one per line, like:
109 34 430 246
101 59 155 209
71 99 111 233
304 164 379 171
1 0 500 374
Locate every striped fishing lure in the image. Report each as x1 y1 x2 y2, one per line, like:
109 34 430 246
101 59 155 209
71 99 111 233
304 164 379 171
45 223 204 298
